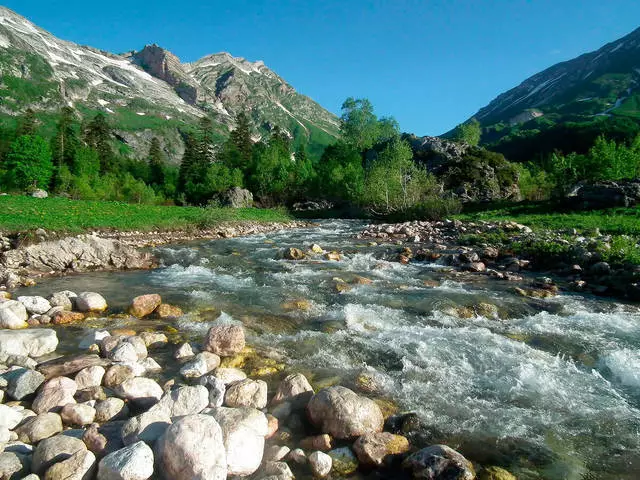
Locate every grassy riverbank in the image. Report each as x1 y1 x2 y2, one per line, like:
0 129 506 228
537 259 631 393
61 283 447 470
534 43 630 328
0 196 292 233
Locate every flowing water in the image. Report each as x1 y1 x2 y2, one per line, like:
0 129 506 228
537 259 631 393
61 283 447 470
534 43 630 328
19 220 640 479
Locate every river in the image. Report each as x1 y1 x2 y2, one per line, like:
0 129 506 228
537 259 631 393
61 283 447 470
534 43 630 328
18 220 640 479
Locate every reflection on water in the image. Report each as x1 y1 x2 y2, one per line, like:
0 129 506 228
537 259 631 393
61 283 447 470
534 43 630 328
18 220 640 479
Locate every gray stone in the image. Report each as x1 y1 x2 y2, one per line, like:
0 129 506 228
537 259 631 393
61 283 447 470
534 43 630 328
97 441 154 480
0 329 59 357
264 445 290 462
32 434 87 475
75 366 106 390
61 403 96 426
222 187 253 208
153 385 209 417
17 296 52 315
198 375 226 407
179 352 220 378
108 343 138 363
114 378 162 409
1 367 45 400
0 451 30 479
0 404 24 430
173 343 194 360
95 398 129 423
103 365 135 389
155 414 227 480
308 451 332 477
14 412 63 443
402 445 475 480
44 448 96 480
224 378 267 409
48 291 77 311
32 377 77 414
121 410 171 446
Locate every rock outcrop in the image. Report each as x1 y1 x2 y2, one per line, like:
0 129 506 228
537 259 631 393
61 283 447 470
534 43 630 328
567 180 640 209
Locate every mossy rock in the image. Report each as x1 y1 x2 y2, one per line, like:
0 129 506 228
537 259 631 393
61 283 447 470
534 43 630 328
478 466 517 480
373 397 399 419
281 299 312 311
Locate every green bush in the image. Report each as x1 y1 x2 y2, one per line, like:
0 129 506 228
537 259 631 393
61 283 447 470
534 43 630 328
5 135 53 190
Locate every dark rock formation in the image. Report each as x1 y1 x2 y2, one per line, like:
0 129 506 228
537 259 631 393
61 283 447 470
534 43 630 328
567 180 640 209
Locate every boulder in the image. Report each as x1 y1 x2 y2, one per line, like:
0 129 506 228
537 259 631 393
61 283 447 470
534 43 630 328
198 375 226 408
283 247 305 260
1 367 45 400
15 412 63 443
48 291 77 310
263 460 294 478
402 445 475 480
82 423 109 458
17 295 52 315
154 385 209 417
52 310 86 325
115 378 162 409
204 324 245 357
32 189 48 198
264 445 291 462
567 180 640 209
0 329 58 357
307 386 384 439
155 304 183 319
155 414 227 480
32 377 78 414
32 434 87 475
44 448 96 480
0 451 30 479
95 398 129 423
138 332 168 348
0 300 28 329
213 367 246 385
103 365 136 389
97 441 154 480
205 407 267 476
61 403 96 426
75 366 106 390
121 409 171 446
224 378 268 409
174 342 195 359
0 404 25 430
328 447 359 476
128 294 162 318
108 343 139 363
179 352 220 378
271 373 314 407
308 451 332 478
353 432 410 466
222 187 253 208
75 292 108 313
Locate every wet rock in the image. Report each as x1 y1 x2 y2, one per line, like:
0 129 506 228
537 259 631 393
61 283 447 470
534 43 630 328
75 366 106 390
479 466 517 480
174 342 195 359
402 444 475 480
138 332 167 348
95 398 129 423
128 294 162 318
97 441 154 480
224 378 268 408
179 352 220 378
309 451 333 478
324 251 342 261
1 367 45 400
205 407 267 476
271 373 314 407
44 448 96 480
204 324 246 357
155 414 227 480
300 434 333 452
48 291 76 310
307 386 384 439
463 262 486 272
353 432 410 467
328 447 359 476
115 378 162 409
75 292 108 313
198 375 226 408
0 300 28 329
17 296 51 315
155 304 183 319
0 451 30 479
32 434 87 475
32 377 78 414
514 287 556 299
52 310 86 325
61 403 96 426
103 365 136 389
283 248 305 260
15 412 63 443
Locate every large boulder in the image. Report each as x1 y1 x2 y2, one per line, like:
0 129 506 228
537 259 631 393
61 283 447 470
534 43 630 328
1 367 45 400
32 434 87 475
205 407 268 476
307 386 384 439
222 187 253 208
31 189 48 198
402 445 475 480
567 180 640 209
155 414 227 480
32 377 78 414
97 441 154 480
203 324 245 357
44 448 96 480
15 412 63 443
128 294 161 318
271 373 314 407
75 292 108 313
0 300 28 329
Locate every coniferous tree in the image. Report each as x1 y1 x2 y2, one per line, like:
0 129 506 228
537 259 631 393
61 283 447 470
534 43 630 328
84 113 114 173
148 137 166 187
6 135 54 190
17 108 37 137
51 107 78 168
228 111 253 168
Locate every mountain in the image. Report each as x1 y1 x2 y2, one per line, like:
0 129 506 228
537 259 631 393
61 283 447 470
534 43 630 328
0 7 340 162
465 26 640 133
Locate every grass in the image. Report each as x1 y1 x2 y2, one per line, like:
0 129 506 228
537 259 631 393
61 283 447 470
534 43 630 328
0 196 292 234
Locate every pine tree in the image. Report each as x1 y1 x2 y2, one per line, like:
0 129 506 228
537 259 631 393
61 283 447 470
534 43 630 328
84 113 114 173
177 132 198 196
229 111 253 167
148 137 166 187
17 108 37 137
51 107 78 168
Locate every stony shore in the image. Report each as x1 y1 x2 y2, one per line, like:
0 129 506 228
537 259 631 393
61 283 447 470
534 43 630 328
0 290 513 480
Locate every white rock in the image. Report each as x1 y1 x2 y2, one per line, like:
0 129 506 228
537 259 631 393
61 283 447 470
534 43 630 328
264 445 290 462
61 403 96 426
78 331 110 349
173 343 195 359
75 365 106 389
0 329 58 357
309 451 332 477
152 385 209 418
98 441 154 480
109 343 138 363
75 292 108 313
0 301 28 329
224 378 267 409
115 377 162 409
213 367 247 385
179 352 220 378
0 404 24 430
198 375 226 407
17 296 51 315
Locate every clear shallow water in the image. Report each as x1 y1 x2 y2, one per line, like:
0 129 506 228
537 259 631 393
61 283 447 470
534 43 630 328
19 220 640 479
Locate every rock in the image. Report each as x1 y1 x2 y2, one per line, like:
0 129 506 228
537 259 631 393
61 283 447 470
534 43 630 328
263 461 294 478
138 332 167 348
282 247 305 260
38 354 109 380
75 366 106 390
205 407 267 476
300 434 333 452
463 262 486 273
52 310 86 325
138 357 161 373
310 244 324 254
353 432 410 467
95 398 129 423
272 373 314 408
590 261 611 276
97 441 154 480
32 434 87 475
266 414 279 438
82 423 109 457
61 403 96 426
309 451 332 478
103 365 136 389
324 251 341 261
154 385 209 417
0 451 30 479
1 367 45 400
155 304 183 319
155 414 227 480
121 409 171 446
224 378 268 408
115 378 162 409
78 330 110 350
179 352 220 378
0 329 58 357
402 445 475 480
48 291 76 310
128 294 162 318
44 448 96 480
109 343 139 363
0 404 26 430
213 367 247 385
32 377 78 414
15 412 63 443
567 180 640 209
307 386 384 439
0 300 28 329
222 187 253 208
479 466 517 480
204 324 245 357
32 189 48 198
198 375 226 407
287 448 306 465
75 293 108 313
173 343 195 359
328 447 359 476
17 296 51 315
264 445 290 462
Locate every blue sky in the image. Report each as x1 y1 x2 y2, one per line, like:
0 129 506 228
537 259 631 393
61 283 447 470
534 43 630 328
5 0 640 135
